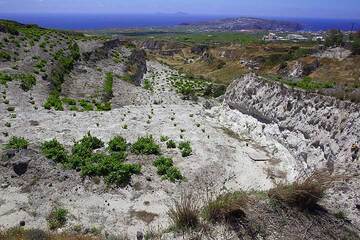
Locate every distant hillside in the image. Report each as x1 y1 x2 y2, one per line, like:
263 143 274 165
180 17 303 32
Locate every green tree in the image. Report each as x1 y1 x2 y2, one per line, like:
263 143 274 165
325 29 344 47
352 31 360 55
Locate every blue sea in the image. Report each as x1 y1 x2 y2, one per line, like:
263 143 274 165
0 13 359 31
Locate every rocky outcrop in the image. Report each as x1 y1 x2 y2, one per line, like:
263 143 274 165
127 49 147 86
278 57 320 78
191 45 209 54
225 74 360 172
138 40 187 52
224 73 360 226
314 47 352 61
83 39 128 62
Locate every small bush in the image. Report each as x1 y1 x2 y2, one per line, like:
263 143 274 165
47 207 68 230
131 135 160 155
72 132 104 156
168 192 200 231
178 141 192 157
160 135 169 142
104 72 113 101
268 170 335 210
18 74 36 91
79 99 94 111
108 136 127 152
41 139 68 163
62 97 76 105
154 156 183 182
165 166 183 182
96 101 111 111
203 192 248 223
166 139 176 149
0 72 12 85
44 94 63 111
5 136 29 150
143 79 153 91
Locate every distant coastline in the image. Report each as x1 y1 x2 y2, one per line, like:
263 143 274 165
0 13 359 31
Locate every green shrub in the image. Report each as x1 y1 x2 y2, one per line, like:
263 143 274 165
72 132 104 156
165 166 183 182
0 50 11 61
160 135 169 142
154 156 174 175
44 93 64 111
131 135 160 155
95 101 111 111
178 141 192 157
325 29 344 47
284 77 335 90
104 72 113 101
62 97 76 105
352 38 360 55
41 139 68 163
47 208 68 230
108 136 127 152
5 136 29 150
79 99 94 111
154 156 183 182
144 79 153 91
18 74 36 91
0 72 12 85
166 139 176 149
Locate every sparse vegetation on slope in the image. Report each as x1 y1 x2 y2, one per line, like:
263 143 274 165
268 170 335 210
168 192 200 231
153 156 183 182
41 133 141 186
5 136 29 150
178 141 192 157
47 207 68 230
131 135 160 155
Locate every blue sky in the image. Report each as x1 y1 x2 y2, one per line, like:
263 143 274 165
0 0 359 19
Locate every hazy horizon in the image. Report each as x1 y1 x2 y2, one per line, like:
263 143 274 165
0 0 359 19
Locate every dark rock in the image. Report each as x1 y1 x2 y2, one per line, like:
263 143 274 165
203 101 213 110
146 176 152 182
191 45 209 54
19 220 25 227
12 158 30 176
29 120 39 126
2 149 17 161
127 49 147 86
137 231 144 240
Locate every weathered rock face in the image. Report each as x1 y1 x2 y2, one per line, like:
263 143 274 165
314 47 352 61
82 39 128 62
278 57 320 78
224 74 360 226
191 45 209 55
225 74 360 171
127 49 147 86
138 40 186 52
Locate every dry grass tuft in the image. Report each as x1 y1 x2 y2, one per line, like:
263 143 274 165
0 227 102 240
268 170 338 210
202 191 249 223
167 192 200 231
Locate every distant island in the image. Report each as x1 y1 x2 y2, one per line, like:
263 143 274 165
179 17 303 32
